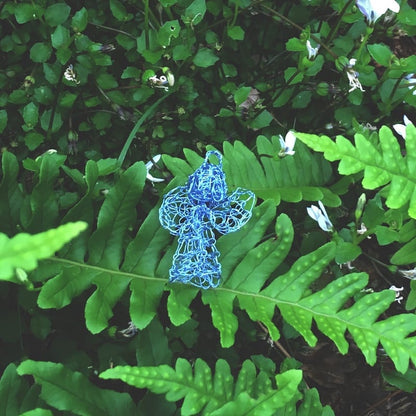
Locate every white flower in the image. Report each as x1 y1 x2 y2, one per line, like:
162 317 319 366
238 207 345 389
393 115 413 139
357 222 368 235
119 321 138 338
399 268 416 280
356 0 400 25
306 40 320 60
339 261 354 270
162 67 175 87
389 285 404 304
279 131 296 156
405 74 416 96
148 75 170 91
346 59 365 93
146 154 164 183
307 201 333 232
64 64 80 84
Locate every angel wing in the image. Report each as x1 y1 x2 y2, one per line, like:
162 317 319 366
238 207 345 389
213 188 256 234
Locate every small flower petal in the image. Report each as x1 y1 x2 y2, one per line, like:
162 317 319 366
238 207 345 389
146 154 164 183
389 285 404 304
393 115 413 139
307 201 333 232
399 268 416 280
306 40 320 60
357 0 400 24
279 131 296 156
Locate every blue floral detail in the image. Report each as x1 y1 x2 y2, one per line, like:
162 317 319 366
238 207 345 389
159 150 256 289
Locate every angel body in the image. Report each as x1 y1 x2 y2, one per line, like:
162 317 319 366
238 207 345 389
159 151 255 289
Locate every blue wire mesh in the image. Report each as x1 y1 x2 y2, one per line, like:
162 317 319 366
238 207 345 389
159 150 256 289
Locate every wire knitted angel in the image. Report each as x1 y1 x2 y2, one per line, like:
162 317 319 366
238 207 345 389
159 150 256 289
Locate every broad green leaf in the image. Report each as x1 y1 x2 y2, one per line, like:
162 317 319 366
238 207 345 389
183 0 206 25
0 363 26 416
23 154 65 232
110 0 133 21
297 388 335 416
44 3 71 26
382 368 416 393
158 20 180 46
367 43 392 67
286 37 305 52
134 319 173 367
88 162 147 268
227 25 245 41
24 132 44 150
51 25 70 49
15 4 43 24
17 360 136 416
193 48 219 67
234 86 252 106
391 236 416 265
248 110 273 129
23 102 39 128
30 43 52 63
72 7 88 32
284 67 303 85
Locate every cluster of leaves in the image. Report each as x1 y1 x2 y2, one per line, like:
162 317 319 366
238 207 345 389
2 0 416 415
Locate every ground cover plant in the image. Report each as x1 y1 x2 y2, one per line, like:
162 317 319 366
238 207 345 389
1 0 416 414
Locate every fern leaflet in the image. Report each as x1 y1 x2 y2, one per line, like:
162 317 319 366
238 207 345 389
100 358 302 416
17 360 136 416
163 136 340 206
3 151 416 374
296 124 416 218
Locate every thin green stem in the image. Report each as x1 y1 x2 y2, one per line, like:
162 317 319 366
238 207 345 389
271 68 302 102
384 74 405 113
89 22 135 39
144 0 150 50
260 4 338 59
324 0 355 45
118 93 171 166
230 0 240 27
355 25 373 62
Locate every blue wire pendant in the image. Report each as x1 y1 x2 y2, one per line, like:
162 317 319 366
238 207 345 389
159 150 256 289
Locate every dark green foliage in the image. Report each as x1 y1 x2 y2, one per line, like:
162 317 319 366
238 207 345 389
2 0 416 414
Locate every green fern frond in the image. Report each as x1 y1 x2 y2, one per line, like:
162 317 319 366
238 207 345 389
37 160 148 333
163 136 341 206
0 221 87 284
17 360 136 416
4 151 416 373
296 124 416 218
100 358 302 416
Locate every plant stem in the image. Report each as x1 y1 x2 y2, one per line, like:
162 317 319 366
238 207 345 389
230 0 240 27
260 4 338 59
89 22 135 39
144 0 150 50
384 74 406 113
118 93 171 166
325 0 355 45
355 25 373 62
